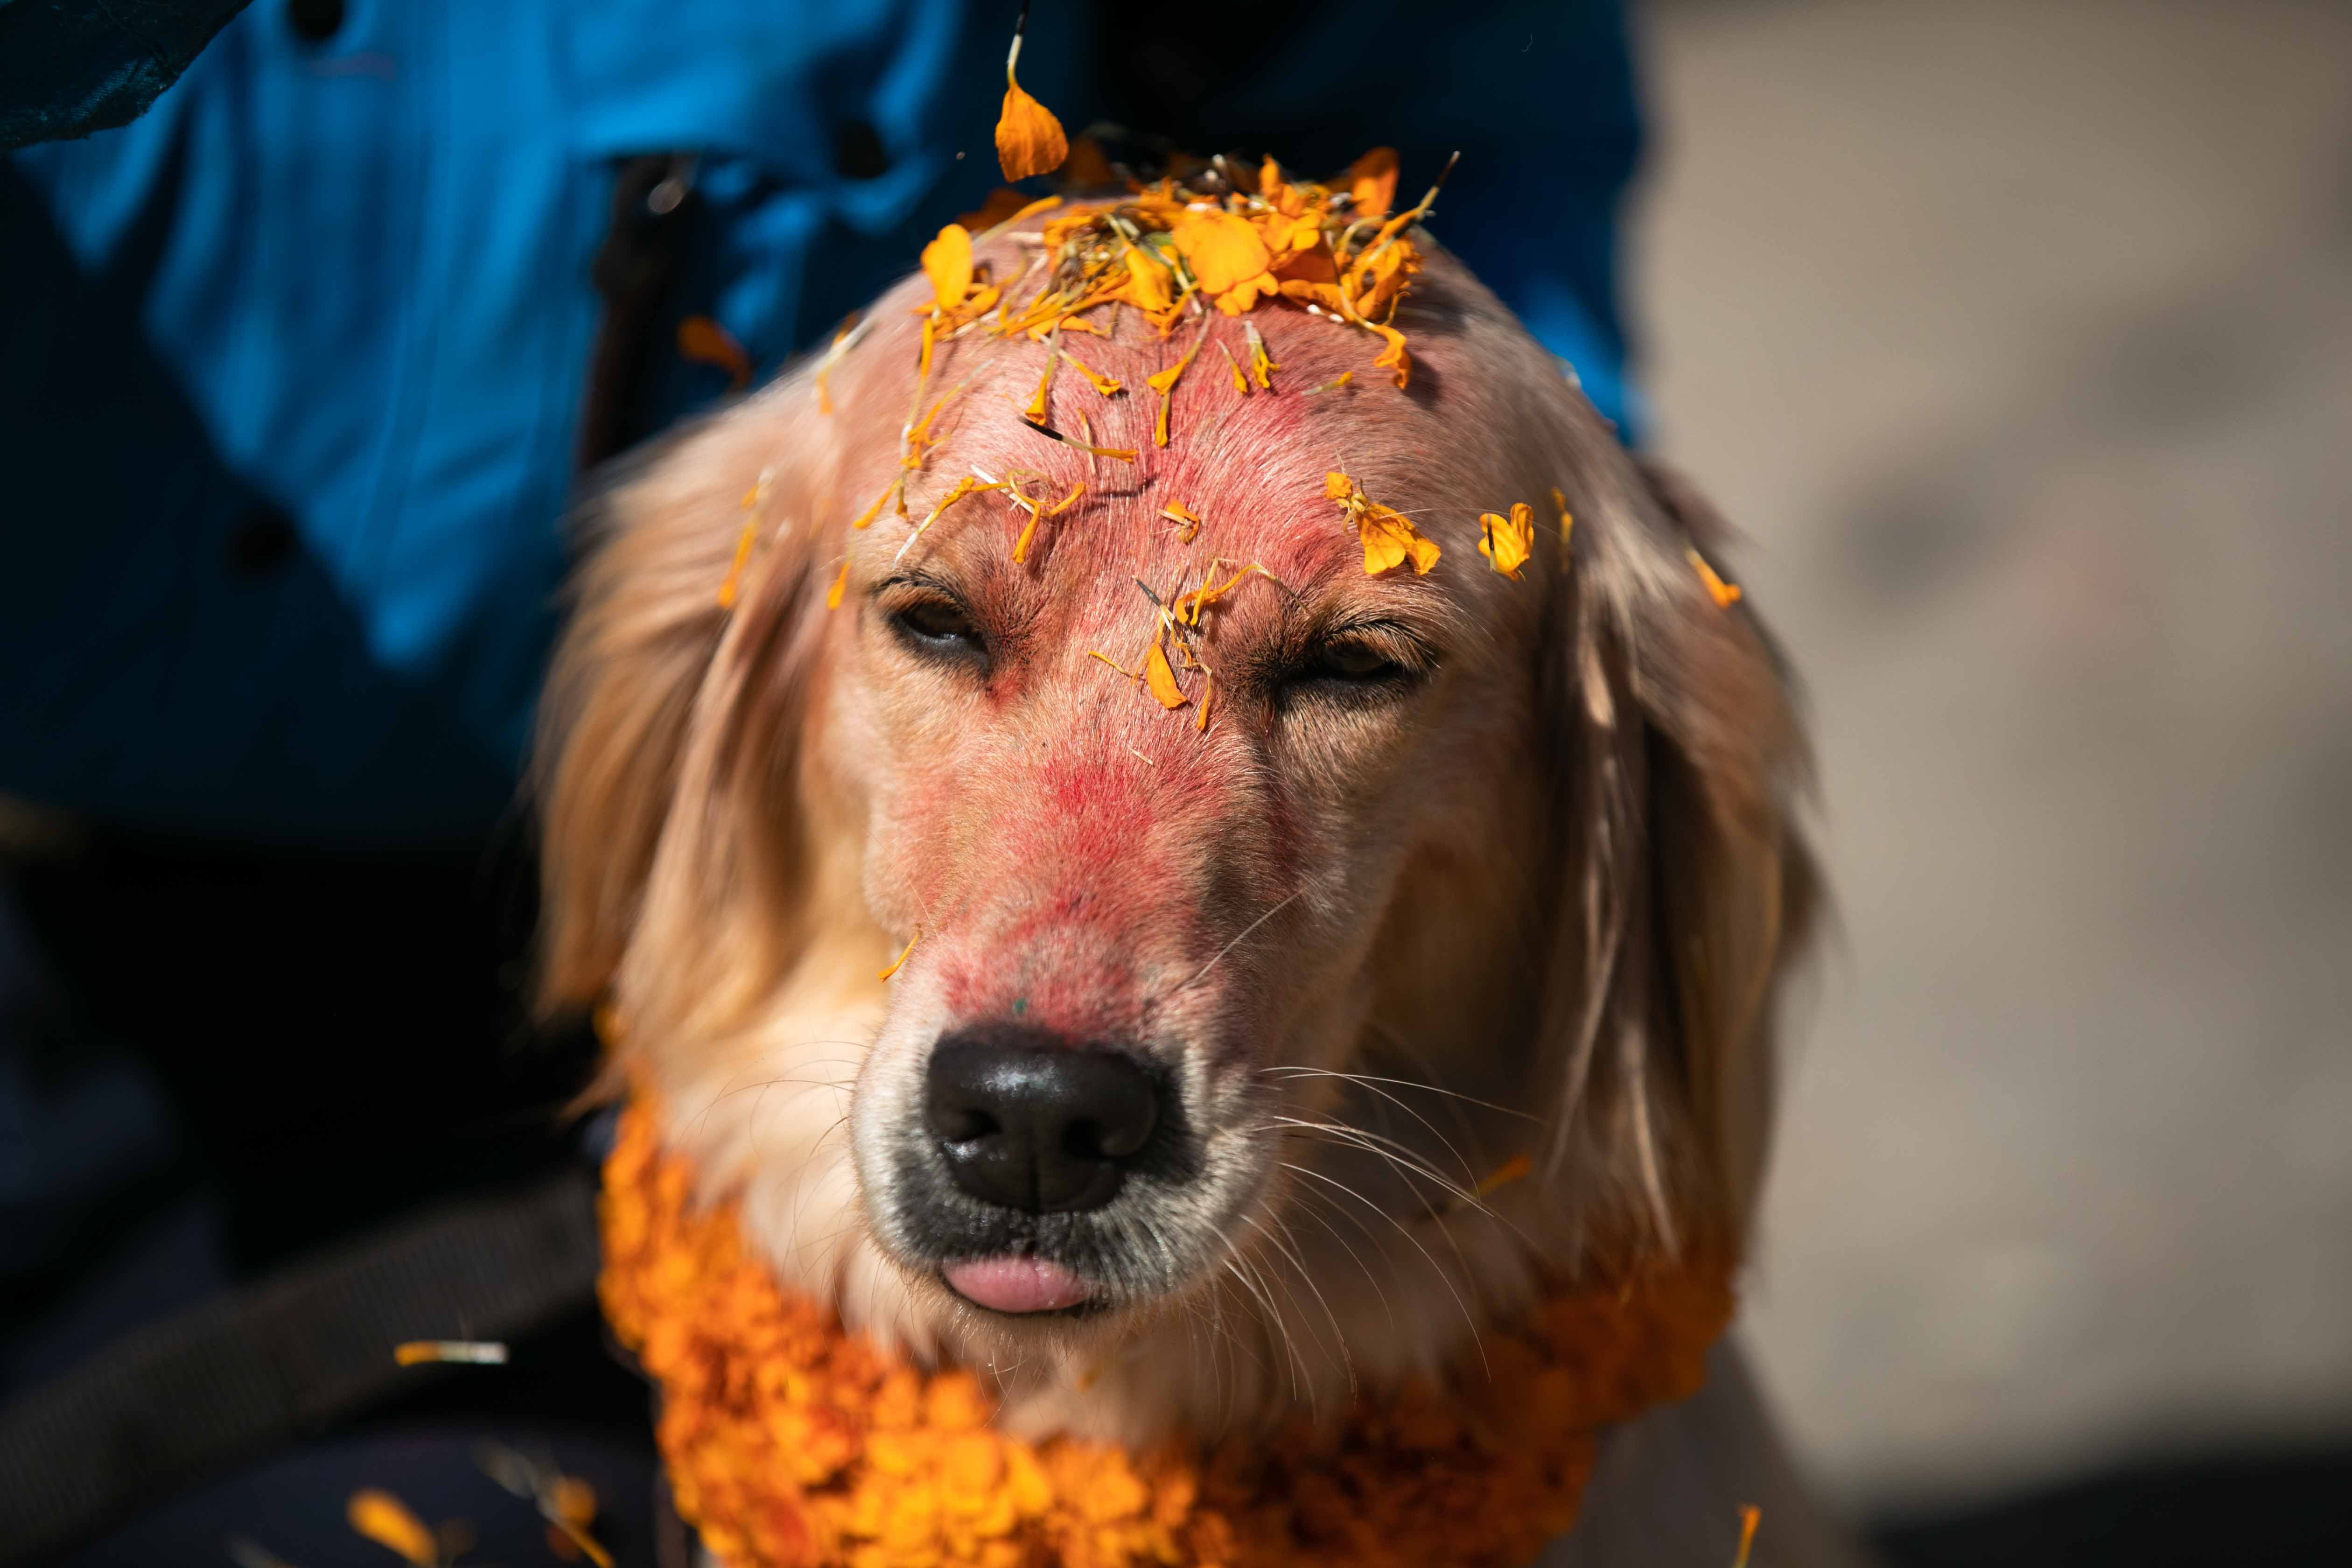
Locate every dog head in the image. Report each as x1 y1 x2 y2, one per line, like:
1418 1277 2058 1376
537 228 1815 1442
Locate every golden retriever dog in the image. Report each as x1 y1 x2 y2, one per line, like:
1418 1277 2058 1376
535 219 1862 1566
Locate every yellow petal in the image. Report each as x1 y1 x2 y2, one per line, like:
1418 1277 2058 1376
921 224 973 314
1169 209 1271 299
1059 349 1120 395
715 517 757 608
827 557 851 609
1024 349 1055 422
878 929 920 981
1146 330 1202 448
1688 547 1742 607
1144 640 1189 709
1478 502 1533 580
348 1489 437 1566
1359 504 1440 576
995 80 1068 182
850 479 899 530
1344 146 1400 219
1550 486 1574 544
1324 471 1358 503
677 315 750 390
1475 1153 1533 1196
1122 247 1173 312
549 1476 598 1527
1243 322 1278 390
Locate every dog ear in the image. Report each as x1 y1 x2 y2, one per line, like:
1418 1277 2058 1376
533 382 830 1024
1536 447 1820 1255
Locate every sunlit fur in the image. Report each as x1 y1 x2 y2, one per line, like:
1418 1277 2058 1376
535 228 1818 1463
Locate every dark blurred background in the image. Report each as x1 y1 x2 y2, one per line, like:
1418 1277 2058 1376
1630 0 2352 1555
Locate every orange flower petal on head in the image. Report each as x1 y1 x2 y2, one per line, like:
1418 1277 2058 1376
1145 328 1203 447
1220 342 1248 395
1478 502 1534 580
1550 486 1574 544
1121 247 1174 313
921 224 973 314
1368 319 1412 388
1169 209 1271 300
850 478 899 531
994 14 1068 182
1345 146 1400 219
715 516 757 608
1143 640 1189 710
1024 346 1055 423
1329 470 1439 576
1059 349 1120 395
827 557 851 609
1688 547 1742 607
1359 506 1441 575
1243 322 1278 390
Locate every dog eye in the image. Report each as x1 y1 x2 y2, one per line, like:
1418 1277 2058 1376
886 595 987 665
1280 628 1433 704
1307 640 1410 683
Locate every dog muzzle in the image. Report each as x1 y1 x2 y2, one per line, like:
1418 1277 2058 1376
598 1099 1736 1568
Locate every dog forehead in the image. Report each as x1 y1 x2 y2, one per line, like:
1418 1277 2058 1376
906 310 1496 581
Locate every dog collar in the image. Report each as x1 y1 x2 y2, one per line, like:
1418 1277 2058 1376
598 1099 1735 1568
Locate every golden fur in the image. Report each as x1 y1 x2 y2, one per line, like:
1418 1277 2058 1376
535 228 1829 1555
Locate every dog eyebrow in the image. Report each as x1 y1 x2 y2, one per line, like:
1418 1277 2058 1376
871 568 965 600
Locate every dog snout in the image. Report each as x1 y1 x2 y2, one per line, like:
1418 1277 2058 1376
922 1026 1164 1213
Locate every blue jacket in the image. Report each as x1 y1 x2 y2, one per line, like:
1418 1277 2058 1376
1 0 1642 846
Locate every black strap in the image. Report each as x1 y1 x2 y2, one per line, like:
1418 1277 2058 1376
575 153 700 471
0 1171 599 1564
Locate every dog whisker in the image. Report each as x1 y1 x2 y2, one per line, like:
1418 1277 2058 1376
1277 1159 1488 1380
1243 1209 1355 1397
1167 890 1301 997
1260 1065 1489 1193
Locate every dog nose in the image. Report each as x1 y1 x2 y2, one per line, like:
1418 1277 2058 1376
923 1028 1163 1213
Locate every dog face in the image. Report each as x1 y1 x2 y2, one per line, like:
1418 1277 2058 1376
538 232 1814 1441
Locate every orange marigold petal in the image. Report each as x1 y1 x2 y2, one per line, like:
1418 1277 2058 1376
678 315 751 390
1345 146 1400 219
1169 209 1271 299
1143 641 1188 709
347 1490 437 1566
921 224 973 314
1688 547 1743 608
1478 503 1533 581
995 80 1068 182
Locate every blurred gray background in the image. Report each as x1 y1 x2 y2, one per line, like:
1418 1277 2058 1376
1631 0 2352 1517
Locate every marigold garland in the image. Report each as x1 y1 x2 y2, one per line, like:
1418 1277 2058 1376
599 1101 1737 1568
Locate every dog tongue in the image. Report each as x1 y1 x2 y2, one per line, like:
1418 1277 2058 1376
945 1256 1094 1314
